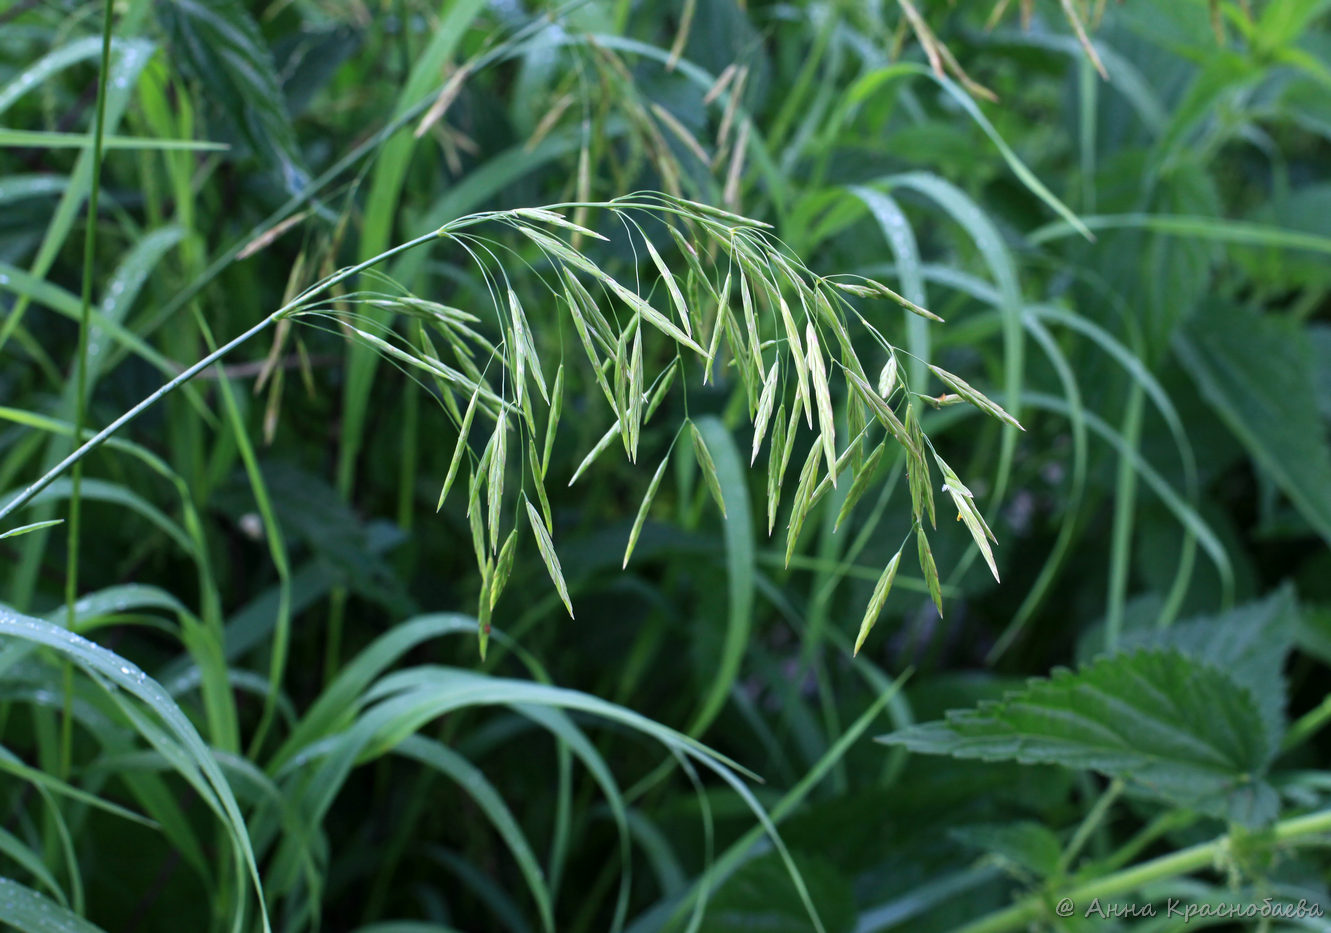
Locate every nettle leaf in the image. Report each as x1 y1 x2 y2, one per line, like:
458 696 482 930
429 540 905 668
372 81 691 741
881 650 1280 825
699 851 854 933
1175 302 1331 548
157 0 307 192
949 821 1062 879
1118 586 1298 745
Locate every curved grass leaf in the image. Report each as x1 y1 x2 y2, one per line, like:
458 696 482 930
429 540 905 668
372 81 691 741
396 736 553 933
686 418 755 736
0 878 105 933
0 608 269 930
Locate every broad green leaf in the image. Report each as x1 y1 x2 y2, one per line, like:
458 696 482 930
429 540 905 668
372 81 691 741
949 822 1062 879
698 853 853 933
882 650 1281 825
1175 303 1331 548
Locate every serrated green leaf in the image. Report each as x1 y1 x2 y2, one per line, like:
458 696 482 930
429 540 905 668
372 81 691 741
1118 586 1298 745
1175 303 1331 548
881 649 1281 825
949 822 1063 879
525 498 574 618
157 0 306 190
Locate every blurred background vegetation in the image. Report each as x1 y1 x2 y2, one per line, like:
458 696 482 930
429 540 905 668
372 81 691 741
2 1 1330 930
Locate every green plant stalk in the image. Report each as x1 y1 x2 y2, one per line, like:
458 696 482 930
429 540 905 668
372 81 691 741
1282 692 1331 751
1105 385 1143 651
0 231 439 529
955 807 1331 933
61 0 117 782
1056 778 1123 876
